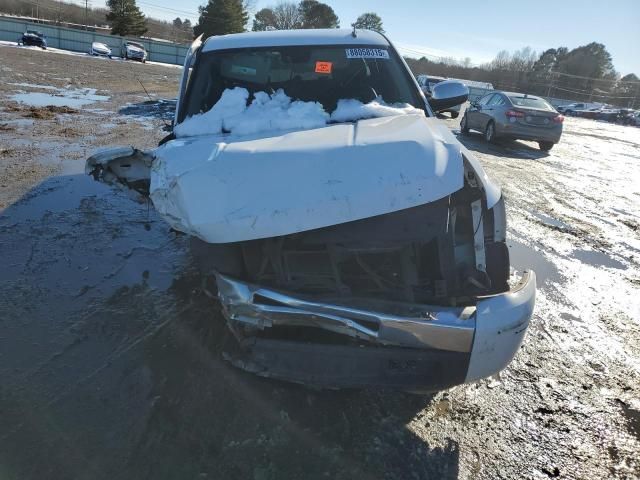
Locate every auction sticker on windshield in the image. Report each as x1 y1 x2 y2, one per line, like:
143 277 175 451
345 48 389 59
315 61 333 74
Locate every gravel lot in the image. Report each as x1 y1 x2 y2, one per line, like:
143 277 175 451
1 44 639 480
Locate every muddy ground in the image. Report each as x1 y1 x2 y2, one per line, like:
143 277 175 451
1 44 639 480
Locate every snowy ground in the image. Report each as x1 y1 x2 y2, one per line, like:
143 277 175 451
1 45 639 480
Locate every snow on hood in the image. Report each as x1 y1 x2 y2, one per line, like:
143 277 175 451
173 87 423 139
150 114 468 243
330 98 422 122
174 87 329 138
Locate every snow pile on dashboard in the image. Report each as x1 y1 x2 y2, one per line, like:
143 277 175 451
174 87 329 138
330 98 423 123
174 88 424 138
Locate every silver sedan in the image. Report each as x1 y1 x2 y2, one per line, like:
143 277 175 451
461 91 563 151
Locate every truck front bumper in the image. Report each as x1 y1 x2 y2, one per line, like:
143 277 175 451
216 271 536 390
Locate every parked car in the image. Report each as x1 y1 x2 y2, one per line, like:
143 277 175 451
416 74 461 118
121 41 147 62
460 91 563 151
617 108 637 125
18 30 47 49
573 107 604 119
86 29 535 391
90 42 112 58
557 102 603 116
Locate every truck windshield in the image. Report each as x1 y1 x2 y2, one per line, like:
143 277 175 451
180 45 424 122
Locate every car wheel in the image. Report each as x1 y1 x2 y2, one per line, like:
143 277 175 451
538 141 554 151
450 111 459 119
484 121 497 143
460 114 469 134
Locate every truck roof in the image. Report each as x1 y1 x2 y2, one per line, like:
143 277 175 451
202 28 389 52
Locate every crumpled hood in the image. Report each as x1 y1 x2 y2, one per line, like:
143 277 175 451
149 114 494 243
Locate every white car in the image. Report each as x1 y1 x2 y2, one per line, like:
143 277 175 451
87 29 535 391
90 42 112 58
121 41 147 62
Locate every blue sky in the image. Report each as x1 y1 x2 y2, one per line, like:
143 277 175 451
106 0 639 74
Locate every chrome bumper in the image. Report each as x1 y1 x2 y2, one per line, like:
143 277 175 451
216 273 476 353
215 271 536 388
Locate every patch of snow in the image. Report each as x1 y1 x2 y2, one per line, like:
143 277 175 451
330 98 423 123
10 87 110 108
9 82 58 90
175 88 423 138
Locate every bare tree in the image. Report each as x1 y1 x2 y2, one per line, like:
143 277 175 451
273 2 302 29
253 2 301 30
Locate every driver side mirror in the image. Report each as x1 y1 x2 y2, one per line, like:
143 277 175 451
428 81 469 112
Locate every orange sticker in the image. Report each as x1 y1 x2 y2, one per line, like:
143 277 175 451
315 61 332 74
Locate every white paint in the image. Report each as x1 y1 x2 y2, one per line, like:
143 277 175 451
202 29 388 53
91 42 111 56
149 115 466 243
465 271 536 382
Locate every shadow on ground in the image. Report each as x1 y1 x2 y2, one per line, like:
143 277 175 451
118 99 176 122
0 175 460 480
453 130 551 160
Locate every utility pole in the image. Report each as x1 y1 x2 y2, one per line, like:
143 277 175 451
546 71 555 99
85 0 88 30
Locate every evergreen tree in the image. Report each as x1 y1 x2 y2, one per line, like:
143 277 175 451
106 0 147 36
353 12 384 33
194 0 248 39
298 0 338 29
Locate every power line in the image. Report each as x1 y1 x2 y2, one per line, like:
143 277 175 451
548 70 640 84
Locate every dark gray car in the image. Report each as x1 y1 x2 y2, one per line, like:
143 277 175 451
460 91 563 151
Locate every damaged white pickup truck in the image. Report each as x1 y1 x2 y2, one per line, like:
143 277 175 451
87 29 535 390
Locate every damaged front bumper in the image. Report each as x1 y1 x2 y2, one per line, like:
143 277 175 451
216 271 536 390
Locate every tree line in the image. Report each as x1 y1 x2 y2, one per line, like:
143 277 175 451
193 0 383 38
406 44 639 107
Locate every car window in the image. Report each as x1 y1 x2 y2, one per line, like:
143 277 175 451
478 94 494 106
488 95 505 106
508 95 553 110
181 45 424 122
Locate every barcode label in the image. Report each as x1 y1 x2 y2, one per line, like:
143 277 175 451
345 48 390 59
